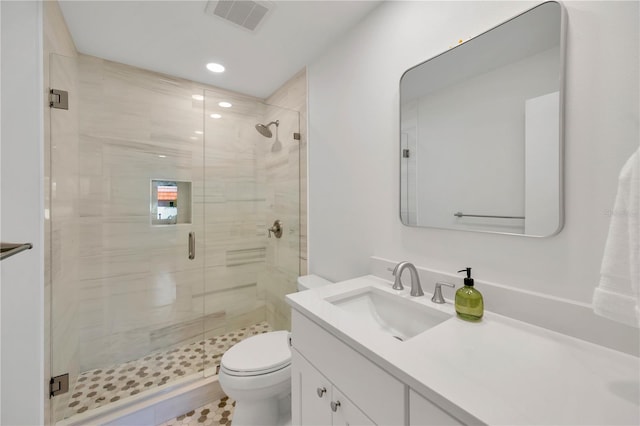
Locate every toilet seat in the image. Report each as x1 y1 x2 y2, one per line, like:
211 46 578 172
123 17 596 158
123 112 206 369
220 330 291 377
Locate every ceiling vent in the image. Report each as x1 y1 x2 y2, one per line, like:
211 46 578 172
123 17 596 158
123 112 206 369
205 0 273 32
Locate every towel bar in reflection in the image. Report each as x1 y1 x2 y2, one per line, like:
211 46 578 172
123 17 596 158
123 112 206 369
454 212 525 220
0 242 33 261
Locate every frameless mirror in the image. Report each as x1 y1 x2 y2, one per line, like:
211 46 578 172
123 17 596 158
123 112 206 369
400 1 565 236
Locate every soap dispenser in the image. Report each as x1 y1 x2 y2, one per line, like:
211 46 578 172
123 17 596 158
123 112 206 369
455 267 483 321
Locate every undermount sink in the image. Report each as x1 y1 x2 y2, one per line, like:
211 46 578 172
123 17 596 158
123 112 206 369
326 287 451 341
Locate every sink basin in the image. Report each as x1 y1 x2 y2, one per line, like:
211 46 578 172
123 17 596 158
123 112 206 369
326 287 451 341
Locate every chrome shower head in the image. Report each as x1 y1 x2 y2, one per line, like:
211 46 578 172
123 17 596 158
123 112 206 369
255 120 279 138
255 124 272 138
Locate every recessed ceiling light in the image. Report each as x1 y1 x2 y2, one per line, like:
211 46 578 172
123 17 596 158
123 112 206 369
218 101 232 108
206 62 225 73
194 130 204 135
192 94 204 101
210 113 222 119
158 155 167 158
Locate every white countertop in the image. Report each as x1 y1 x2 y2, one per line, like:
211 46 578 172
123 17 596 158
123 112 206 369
286 275 640 425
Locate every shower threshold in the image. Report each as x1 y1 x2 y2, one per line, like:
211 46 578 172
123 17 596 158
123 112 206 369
56 321 271 424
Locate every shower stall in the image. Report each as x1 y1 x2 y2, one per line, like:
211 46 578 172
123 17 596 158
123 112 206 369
48 53 301 422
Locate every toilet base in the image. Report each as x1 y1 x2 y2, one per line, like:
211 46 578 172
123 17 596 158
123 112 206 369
231 393 291 426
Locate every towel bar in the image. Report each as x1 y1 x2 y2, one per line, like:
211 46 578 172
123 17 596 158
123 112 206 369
454 212 525 220
0 242 33 261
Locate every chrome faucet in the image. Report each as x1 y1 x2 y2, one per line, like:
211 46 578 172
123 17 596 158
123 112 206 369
391 261 424 296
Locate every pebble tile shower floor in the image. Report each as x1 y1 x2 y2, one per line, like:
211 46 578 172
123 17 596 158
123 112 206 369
62 322 271 420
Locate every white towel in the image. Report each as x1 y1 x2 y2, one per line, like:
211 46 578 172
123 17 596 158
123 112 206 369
593 148 639 327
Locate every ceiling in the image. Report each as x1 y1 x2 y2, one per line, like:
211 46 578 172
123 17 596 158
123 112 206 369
58 0 382 99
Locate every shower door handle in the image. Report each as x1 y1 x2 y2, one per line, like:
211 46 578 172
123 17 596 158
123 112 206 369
188 232 195 260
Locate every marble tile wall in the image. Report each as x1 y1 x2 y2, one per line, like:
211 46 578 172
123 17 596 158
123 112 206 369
263 70 307 330
266 70 308 277
72 55 208 373
201 89 270 353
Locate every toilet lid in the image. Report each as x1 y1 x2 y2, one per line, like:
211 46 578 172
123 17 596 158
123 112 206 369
221 331 291 376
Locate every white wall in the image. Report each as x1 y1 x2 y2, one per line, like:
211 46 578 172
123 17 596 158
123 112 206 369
0 1 45 424
308 1 638 342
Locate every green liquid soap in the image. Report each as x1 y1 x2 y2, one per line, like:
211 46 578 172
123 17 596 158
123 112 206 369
455 267 483 322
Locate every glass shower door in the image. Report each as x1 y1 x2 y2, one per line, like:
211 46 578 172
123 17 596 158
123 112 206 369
49 53 206 422
200 90 301 378
50 53 303 421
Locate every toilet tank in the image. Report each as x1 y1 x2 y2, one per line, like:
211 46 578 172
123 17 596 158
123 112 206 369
297 275 333 291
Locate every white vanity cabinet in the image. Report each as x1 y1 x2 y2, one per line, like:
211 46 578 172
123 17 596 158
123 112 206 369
287 275 640 426
291 311 406 426
292 348 374 425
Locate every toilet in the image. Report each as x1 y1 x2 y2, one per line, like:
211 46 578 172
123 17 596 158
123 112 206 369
218 275 332 426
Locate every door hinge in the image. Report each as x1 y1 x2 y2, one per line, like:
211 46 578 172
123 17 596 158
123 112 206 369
50 374 69 398
49 89 69 110
402 149 410 158
293 132 301 141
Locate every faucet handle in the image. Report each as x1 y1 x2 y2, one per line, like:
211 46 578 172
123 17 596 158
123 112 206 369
268 220 283 239
431 281 455 304
391 262 404 290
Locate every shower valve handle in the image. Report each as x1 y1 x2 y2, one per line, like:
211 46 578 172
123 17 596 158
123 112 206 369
268 220 283 239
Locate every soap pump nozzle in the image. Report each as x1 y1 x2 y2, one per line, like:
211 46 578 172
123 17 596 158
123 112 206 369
457 267 474 286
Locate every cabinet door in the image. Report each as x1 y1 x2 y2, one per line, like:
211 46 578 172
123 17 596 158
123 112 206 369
331 387 375 426
292 349 333 426
409 389 462 425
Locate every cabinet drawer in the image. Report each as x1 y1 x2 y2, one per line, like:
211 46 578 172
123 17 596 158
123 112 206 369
292 310 405 426
409 390 462 425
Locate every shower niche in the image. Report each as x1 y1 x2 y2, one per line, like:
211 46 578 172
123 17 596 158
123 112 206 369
150 180 192 225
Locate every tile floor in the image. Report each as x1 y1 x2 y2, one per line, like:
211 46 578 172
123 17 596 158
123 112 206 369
62 322 271 420
157 396 236 426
